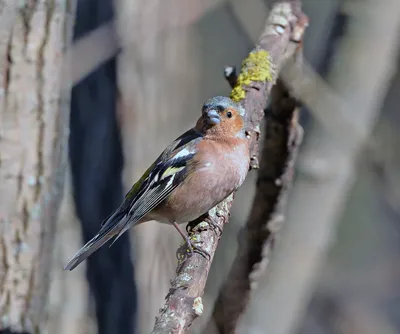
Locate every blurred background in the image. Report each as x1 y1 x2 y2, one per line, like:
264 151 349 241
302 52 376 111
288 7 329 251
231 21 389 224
1 0 400 333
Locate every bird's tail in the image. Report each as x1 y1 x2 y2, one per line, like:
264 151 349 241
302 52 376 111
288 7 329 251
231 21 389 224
63 209 128 271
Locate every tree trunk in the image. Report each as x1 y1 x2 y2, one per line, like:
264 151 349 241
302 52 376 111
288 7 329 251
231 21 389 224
0 1 75 333
238 0 400 333
115 1 203 332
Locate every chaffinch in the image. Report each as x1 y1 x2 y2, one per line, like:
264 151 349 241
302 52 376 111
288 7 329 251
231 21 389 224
64 96 250 270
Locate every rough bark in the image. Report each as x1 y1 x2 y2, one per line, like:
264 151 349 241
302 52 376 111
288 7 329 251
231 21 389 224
0 0 75 332
152 1 308 333
47 170 93 334
210 80 303 334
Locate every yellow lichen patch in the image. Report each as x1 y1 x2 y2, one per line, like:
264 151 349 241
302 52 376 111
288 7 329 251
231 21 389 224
189 234 201 242
177 253 186 266
230 50 273 102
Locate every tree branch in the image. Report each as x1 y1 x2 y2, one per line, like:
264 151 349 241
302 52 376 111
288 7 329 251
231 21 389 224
211 78 303 333
0 0 76 332
152 1 308 333
237 1 400 333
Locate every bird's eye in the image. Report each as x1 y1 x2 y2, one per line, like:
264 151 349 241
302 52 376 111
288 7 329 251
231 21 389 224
227 111 232 118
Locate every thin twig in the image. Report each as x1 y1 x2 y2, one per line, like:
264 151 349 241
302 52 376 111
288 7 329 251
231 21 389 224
223 66 238 89
152 1 308 333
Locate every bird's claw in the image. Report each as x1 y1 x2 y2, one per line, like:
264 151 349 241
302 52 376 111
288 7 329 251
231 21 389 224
203 215 223 237
186 214 223 238
189 239 211 260
176 237 211 264
186 218 200 234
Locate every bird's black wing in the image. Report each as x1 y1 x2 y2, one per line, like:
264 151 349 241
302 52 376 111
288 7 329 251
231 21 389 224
64 128 201 270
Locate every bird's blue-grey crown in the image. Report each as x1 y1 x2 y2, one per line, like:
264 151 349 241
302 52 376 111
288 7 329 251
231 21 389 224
202 96 245 117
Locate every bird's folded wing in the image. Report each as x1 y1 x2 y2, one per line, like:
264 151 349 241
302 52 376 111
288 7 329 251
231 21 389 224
108 128 202 243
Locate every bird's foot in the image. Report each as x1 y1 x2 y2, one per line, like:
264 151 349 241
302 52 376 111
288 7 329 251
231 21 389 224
178 236 211 260
187 236 211 260
186 213 223 238
186 216 203 233
204 215 223 237
173 221 211 266
176 235 211 270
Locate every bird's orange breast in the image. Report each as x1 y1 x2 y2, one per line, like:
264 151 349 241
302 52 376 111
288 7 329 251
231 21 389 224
153 138 249 224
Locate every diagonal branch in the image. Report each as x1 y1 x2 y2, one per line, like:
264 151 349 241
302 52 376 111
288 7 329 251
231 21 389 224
211 78 303 333
152 1 308 333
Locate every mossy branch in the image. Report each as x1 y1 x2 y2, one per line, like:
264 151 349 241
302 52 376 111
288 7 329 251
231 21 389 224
152 1 308 333
211 78 303 332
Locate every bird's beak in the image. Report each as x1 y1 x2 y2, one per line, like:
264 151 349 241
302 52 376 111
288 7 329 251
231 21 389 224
205 109 220 125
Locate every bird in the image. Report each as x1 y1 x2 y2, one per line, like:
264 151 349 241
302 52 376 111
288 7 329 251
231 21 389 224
64 96 250 271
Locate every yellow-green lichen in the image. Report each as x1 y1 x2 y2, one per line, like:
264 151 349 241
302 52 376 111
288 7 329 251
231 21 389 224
177 253 185 266
230 50 273 102
189 234 201 242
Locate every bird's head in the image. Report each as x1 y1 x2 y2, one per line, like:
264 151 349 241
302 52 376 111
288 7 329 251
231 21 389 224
196 96 246 138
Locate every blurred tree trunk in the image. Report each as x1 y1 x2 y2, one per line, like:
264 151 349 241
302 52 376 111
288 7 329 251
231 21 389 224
116 1 203 333
238 1 400 334
0 1 75 333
